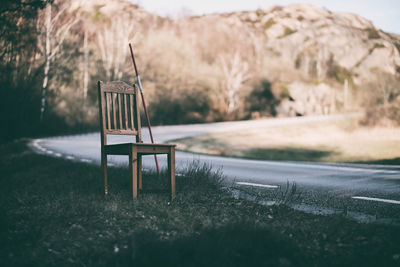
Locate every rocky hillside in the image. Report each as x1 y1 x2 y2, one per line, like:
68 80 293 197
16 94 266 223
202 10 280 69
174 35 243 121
71 0 400 86
211 3 400 84
69 0 156 22
4 0 398 140
185 3 400 117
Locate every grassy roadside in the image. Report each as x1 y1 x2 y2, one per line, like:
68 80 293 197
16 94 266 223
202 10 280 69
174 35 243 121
172 119 400 165
0 140 399 266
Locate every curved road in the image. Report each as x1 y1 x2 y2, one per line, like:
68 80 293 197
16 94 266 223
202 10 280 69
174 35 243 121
31 115 400 224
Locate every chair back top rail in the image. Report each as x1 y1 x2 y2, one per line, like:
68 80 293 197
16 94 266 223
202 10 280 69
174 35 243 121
98 81 142 145
101 81 136 93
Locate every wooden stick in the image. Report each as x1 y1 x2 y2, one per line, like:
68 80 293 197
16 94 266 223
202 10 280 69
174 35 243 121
129 43 160 175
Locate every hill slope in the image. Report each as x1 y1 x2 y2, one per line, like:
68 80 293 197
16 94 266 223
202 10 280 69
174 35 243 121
3 0 399 140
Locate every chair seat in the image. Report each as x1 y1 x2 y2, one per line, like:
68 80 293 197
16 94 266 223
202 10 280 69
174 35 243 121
105 143 176 155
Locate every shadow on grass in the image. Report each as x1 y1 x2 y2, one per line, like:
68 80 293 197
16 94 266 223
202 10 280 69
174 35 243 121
239 147 336 162
177 137 337 162
114 226 301 267
353 158 400 166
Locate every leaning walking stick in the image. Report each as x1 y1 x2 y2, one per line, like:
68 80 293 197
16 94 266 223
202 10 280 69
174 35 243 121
129 43 160 175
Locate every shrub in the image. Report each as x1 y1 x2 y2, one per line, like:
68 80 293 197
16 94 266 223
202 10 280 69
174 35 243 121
245 80 278 117
0 74 41 142
373 43 385 49
395 43 400 54
279 85 292 100
178 160 224 192
295 55 302 69
326 57 353 84
297 15 304 21
360 70 400 126
149 88 212 125
283 13 292 18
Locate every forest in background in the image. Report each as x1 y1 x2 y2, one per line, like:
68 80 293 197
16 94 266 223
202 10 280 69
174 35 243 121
1 0 400 142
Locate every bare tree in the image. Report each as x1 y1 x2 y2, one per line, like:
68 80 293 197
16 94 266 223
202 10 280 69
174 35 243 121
97 17 138 81
219 51 251 114
37 2 78 121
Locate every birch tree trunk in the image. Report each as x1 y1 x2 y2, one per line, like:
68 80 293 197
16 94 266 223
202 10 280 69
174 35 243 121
343 78 349 110
38 2 78 121
219 51 250 114
97 18 136 81
83 30 89 100
40 4 51 122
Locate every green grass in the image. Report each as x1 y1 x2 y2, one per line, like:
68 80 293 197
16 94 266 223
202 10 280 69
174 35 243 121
241 147 334 162
1 140 400 266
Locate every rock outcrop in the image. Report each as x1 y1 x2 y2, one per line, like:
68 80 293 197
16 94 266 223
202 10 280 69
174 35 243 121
201 3 400 85
189 3 400 116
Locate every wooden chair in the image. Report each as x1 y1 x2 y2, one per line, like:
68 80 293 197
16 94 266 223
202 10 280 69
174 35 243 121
97 81 176 200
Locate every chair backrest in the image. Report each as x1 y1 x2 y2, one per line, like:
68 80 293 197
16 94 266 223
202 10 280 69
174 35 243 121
98 81 142 146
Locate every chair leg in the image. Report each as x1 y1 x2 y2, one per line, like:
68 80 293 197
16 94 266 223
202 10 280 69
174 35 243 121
101 152 108 199
138 155 142 191
130 146 138 199
168 147 176 200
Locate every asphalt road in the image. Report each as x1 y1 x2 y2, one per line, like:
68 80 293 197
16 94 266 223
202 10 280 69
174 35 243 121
31 114 400 225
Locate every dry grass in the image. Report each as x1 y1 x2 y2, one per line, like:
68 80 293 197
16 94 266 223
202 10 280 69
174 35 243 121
174 119 400 164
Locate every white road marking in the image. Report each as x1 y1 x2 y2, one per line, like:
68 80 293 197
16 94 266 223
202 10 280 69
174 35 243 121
236 182 279 189
80 159 92 163
66 156 75 160
352 196 400 205
46 150 54 155
54 153 62 157
32 140 46 152
32 142 41 149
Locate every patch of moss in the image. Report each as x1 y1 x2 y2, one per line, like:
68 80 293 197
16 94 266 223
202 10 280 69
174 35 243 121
284 26 297 35
279 85 291 100
312 78 322 85
317 23 328 29
327 63 353 84
263 18 276 29
278 26 297 38
256 9 264 17
283 13 292 18
92 9 106 23
395 43 400 54
365 27 380 39
295 55 302 69
373 43 385 49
